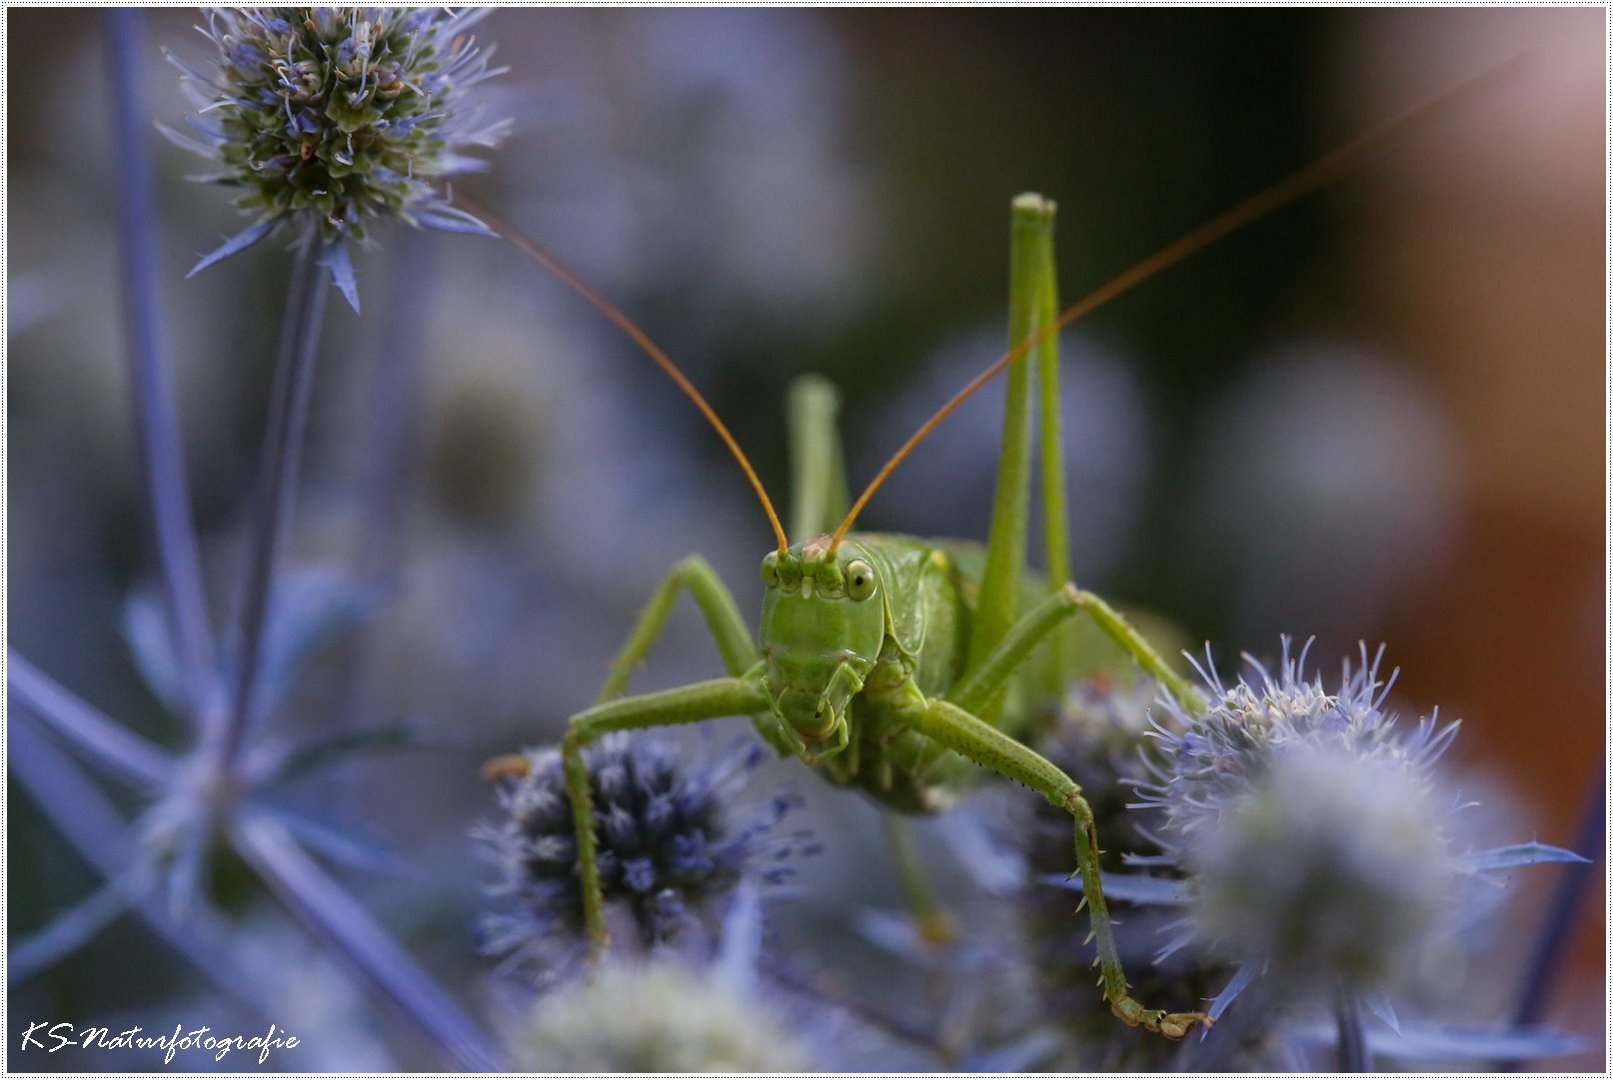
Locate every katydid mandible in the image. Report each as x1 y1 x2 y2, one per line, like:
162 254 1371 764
466 58 1517 1041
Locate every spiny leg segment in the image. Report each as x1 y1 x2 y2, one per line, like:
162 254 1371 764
907 694 1209 1038
944 197 1205 1032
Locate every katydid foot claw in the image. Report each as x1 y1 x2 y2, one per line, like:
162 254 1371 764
1110 997 1212 1040
915 912 957 948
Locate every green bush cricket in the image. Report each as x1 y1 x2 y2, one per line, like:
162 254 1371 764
466 57 1519 1041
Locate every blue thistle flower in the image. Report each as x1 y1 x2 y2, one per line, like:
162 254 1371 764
1109 637 1587 1055
163 8 509 282
475 733 810 982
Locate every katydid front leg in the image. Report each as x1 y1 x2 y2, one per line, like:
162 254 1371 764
903 691 1210 1039
563 555 790 950
479 556 794 784
561 670 771 954
591 554 799 756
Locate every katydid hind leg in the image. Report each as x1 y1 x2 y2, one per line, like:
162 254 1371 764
964 196 1057 723
1033 233 1073 694
787 374 851 541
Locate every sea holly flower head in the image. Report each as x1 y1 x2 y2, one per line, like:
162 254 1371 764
505 955 817 1071
164 8 510 302
1138 638 1457 853
1117 637 1588 1037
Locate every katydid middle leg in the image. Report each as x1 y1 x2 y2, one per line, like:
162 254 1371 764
881 812 957 947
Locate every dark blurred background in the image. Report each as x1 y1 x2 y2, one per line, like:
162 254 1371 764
7 7 1603 1068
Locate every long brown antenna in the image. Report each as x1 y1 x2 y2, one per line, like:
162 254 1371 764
458 195 790 555
829 54 1525 552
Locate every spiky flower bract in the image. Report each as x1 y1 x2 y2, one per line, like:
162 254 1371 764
1122 637 1587 1045
165 8 509 287
475 733 809 982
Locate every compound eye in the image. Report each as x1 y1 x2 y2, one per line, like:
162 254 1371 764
760 553 781 589
845 559 876 601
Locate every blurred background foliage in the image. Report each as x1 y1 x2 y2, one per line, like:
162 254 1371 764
7 7 1603 1067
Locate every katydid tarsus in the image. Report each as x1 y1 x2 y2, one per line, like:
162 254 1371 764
465 57 1518 1041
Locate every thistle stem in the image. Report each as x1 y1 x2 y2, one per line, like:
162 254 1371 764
332 231 433 732
1334 988 1370 1071
1508 769 1604 1036
220 226 330 765
106 9 216 717
231 814 502 1070
8 713 267 1018
8 650 174 788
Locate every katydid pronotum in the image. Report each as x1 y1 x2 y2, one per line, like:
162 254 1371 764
467 58 1517 1041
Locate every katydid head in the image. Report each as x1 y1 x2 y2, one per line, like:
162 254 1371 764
757 537 884 760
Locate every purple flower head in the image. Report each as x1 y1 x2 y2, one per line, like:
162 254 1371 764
474 732 812 984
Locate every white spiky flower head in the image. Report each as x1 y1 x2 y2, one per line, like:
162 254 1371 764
505 957 815 1071
500 881 821 1071
1185 741 1454 996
